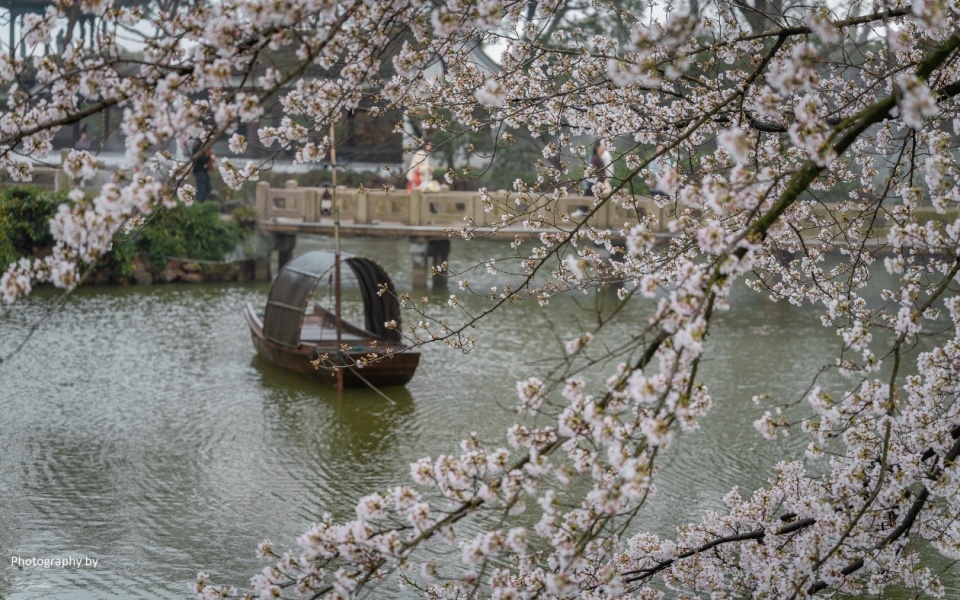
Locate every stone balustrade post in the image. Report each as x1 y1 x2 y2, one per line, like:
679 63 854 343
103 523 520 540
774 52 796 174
256 181 270 221
655 198 668 234
472 193 486 226
356 191 369 224
596 194 610 229
408 189 423 226
56 149 69 192
304 189 319 222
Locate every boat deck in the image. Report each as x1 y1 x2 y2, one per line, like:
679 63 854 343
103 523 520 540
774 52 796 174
300 325 369 344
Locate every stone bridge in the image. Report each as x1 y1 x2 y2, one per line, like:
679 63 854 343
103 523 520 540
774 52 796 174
253 179 947 285
254 180 665 285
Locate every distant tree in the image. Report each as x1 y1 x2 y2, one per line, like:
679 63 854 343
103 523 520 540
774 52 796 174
4 1 960 599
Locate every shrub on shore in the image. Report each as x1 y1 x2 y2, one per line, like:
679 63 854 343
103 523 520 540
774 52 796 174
0 187 244 281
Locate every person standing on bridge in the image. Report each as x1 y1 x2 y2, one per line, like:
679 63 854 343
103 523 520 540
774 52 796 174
192 139 215 202
407 141 433 192
588 140 613 197
74 124 91 151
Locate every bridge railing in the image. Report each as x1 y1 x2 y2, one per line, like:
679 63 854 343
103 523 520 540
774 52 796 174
254 180 960 246
255 181 671 232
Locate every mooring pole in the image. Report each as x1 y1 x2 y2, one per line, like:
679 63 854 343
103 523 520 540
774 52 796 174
330 121 343 392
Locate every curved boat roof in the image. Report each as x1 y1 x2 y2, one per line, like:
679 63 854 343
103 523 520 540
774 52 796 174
263 250 403 348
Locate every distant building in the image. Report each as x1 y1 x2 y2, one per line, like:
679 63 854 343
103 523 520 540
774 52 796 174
0 9 501 174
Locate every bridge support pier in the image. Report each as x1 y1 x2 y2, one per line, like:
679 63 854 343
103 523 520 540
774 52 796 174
410 237 450 287
241 256 272 281
272 233 297 270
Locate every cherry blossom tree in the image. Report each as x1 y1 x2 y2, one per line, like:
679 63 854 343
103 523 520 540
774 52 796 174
3 0 960 598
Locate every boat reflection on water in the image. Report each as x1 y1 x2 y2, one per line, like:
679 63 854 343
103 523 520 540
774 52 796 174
250 354 416 461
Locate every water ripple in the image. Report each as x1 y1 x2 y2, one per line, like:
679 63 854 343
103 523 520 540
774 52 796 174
0 246 950 599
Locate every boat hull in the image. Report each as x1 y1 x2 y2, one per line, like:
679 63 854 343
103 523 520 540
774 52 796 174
244 304 419 387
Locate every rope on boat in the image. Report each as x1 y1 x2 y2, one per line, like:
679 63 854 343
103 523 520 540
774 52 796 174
337 352 397 405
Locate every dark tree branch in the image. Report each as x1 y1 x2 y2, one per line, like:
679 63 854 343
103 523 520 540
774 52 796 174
622 517 817 584
807 429 960 594
619 424 960 591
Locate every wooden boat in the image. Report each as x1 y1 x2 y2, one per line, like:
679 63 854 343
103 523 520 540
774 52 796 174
244 250 420 387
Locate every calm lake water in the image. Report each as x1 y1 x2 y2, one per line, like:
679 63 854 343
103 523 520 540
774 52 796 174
0 236 951 598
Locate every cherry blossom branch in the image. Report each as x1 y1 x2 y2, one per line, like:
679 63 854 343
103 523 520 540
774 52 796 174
654 6 914 72
622 515 818 584
0 96 125 150
806 429 960 594
737 7 911 43
3 3 956 599
621 425 960 590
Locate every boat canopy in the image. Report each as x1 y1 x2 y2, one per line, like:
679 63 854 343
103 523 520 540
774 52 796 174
263 250 403 348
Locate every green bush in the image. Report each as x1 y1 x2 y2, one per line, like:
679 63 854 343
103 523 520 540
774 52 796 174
230 203 258 230
137 201 242 270
0 187 68 268
0 187 244 278
100 235 140 278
